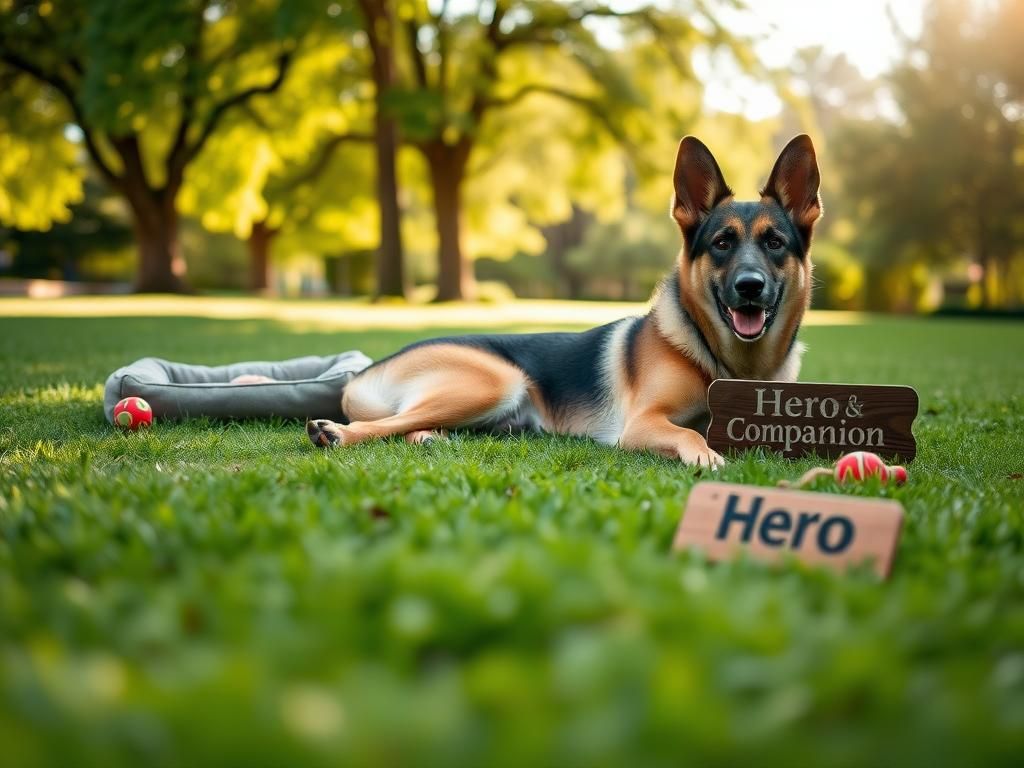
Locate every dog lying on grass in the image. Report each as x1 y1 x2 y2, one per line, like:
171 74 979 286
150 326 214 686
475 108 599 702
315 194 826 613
306 135 822 467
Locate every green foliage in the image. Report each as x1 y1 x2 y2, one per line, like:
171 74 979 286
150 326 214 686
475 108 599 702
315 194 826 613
0 0 315 182
78 0 198 134
828 0 1024 308
364 0 753 281
179 123 277 237
565 210 678 300
0 0 764 292
0 76 84 229
181 32 378 255
465 89 626 259
0 177 134 280
1 307 1024 765
0 0 333 292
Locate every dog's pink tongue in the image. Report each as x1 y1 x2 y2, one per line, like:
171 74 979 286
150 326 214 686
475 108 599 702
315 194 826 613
730 307 767 337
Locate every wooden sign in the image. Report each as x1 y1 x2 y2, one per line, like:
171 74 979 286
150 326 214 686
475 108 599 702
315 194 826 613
673 482 904 578
706 379 919 462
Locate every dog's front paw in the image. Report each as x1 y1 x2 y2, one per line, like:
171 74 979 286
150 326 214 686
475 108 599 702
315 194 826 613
307 419 348 448
678 441 725 469
404 429 448 444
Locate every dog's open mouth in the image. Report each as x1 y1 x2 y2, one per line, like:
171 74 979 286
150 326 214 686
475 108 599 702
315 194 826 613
729 306 768 339
714 287 783 342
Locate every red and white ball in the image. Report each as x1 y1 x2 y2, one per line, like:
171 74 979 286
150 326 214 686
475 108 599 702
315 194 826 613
833 451 906 485
113 396 153 430
888 465 909 485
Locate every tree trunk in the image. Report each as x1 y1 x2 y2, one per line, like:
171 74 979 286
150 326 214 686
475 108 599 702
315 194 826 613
863 265 888 312
372 92 406 298
130 196 189 293
425 143 474 302
985 256 1001 310
566 273 585 300
544 206 591 299
363 0 407 300
247 220 277 293
325 257 348 296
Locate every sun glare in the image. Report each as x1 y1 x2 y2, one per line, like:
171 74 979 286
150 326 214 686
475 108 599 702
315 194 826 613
698 0 926 120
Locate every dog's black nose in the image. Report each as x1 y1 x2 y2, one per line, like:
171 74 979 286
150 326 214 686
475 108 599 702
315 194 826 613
734 271 766 300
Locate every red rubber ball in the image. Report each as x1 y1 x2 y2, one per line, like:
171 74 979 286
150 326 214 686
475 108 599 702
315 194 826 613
113 396 153 430
834 451 889 483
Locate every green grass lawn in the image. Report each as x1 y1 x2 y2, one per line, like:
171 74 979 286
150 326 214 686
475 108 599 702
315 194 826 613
1 305 1023 767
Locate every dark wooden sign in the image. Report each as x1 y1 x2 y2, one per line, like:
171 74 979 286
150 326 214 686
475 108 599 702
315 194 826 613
673 482 904 579
706 379 919 462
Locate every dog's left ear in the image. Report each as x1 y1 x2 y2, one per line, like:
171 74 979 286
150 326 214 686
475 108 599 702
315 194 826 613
761 134 822 241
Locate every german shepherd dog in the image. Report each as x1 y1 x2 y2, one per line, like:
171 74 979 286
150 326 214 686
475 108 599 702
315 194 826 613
306 135 822 466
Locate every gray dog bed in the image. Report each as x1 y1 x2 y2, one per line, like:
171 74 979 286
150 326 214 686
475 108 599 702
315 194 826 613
104 352 372 424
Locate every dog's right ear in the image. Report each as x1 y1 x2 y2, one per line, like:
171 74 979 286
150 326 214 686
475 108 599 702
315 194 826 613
671 136 733 238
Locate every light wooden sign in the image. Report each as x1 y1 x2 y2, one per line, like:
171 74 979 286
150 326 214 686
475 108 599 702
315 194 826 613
673 482 904 578
706 379 919 462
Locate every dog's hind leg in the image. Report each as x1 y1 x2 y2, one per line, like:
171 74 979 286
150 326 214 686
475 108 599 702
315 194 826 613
307 344 527 448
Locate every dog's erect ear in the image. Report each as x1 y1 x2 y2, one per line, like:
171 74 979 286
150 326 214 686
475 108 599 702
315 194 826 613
761 134 822 238
671 136 732 238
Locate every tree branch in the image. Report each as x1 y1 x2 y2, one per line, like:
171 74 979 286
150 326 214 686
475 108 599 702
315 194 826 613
485 83 630 146
493 4 674 63
435 0 450 111
165 1 209 194
240 101 272 132
357 0 386 60
466 2 662 136
0 50 122 187
576 5 711 81
109 134 155 206
274 132 375 195
32 10 85 76
185 50 293 164
404 16 429 89
466 0 508 129
485 83 596 111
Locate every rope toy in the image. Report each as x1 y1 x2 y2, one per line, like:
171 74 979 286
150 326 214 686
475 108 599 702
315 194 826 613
778 450 908 488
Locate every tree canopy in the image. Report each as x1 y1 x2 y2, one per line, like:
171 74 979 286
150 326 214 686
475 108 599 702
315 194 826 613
0 0 327 290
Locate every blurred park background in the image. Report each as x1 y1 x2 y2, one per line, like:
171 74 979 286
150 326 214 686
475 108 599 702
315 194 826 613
1 0 1023 312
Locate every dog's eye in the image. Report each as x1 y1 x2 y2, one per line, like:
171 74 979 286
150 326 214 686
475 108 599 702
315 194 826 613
766 236 784 250
713 237 731 251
